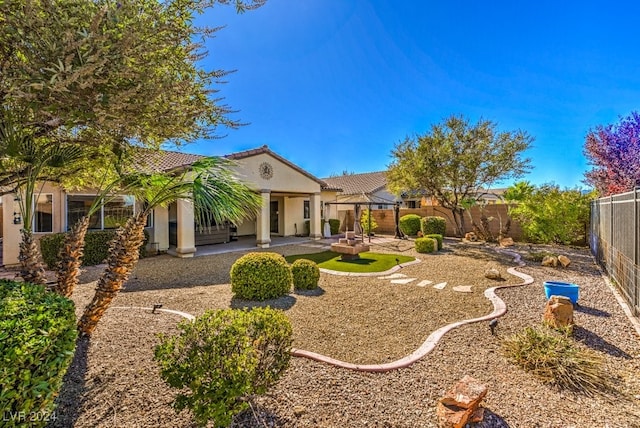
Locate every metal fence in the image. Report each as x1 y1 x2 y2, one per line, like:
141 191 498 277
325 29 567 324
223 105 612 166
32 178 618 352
590 190 640 316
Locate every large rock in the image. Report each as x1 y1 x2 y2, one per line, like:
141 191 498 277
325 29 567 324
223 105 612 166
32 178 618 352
440 375 488 409
484 267 502 280
541 255 558 267
499 237 514 247
543 295 574 329
558 255 571 268
437 375 487 428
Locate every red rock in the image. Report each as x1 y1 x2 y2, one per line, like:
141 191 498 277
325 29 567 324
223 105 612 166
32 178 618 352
440 375 488 410
436 402 473 428
543 295 574 329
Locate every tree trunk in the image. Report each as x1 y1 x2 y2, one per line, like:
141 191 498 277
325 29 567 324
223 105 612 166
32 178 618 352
452 208 466 237
18 229 47 285
78 213 147 336
54 216 90 298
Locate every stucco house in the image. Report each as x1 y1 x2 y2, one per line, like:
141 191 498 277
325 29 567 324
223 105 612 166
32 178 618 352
1 145 341 266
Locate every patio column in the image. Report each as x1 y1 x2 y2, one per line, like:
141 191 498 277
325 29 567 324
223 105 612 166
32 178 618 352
309 192 322 240
175 198 196 258
153 205 169 252
256 189 271 248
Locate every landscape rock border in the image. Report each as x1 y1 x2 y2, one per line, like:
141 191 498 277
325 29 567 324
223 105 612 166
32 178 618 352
292 249 533 372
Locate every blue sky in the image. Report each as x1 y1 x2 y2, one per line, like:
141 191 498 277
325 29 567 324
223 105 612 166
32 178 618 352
186 0 640 188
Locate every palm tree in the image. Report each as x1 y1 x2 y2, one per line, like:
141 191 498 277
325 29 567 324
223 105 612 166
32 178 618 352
78 157 261 335
0 111 84 284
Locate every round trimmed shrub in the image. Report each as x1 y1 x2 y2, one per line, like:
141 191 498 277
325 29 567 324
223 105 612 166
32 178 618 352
421 216 446 236
415 237 437 253
231 252 292 300
291 259 320 290
0 280 77 427
155 307 293 427
399 214 422 236
425 233 443 250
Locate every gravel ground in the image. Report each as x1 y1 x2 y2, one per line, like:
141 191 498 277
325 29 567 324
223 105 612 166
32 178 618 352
51 239 640 427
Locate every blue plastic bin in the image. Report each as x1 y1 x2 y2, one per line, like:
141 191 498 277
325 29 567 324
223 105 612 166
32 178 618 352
543 281 579 304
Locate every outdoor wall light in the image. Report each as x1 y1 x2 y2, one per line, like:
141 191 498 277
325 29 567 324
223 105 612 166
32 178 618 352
13 194 21 202
13 211 22 225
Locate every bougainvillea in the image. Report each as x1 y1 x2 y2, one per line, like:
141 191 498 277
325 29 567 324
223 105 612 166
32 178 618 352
584 112 640 196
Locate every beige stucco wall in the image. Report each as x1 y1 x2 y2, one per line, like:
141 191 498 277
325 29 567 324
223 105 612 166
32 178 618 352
232 153 321 194
2 183 67 266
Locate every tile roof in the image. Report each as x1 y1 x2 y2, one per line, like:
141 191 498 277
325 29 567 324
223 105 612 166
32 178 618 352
135 149 207 173
321 171 388 196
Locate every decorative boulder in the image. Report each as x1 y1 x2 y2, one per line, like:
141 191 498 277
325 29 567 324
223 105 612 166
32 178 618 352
499 237 515 247
541 256 558 267
543 295 574 329
484 267 502 280
436 375 487 428
464 232 478 242
558 255 571 268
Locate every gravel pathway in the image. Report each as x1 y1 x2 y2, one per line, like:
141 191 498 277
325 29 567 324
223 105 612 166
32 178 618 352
51 240 640 427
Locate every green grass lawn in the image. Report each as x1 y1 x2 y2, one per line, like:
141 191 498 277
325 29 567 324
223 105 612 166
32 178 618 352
285 251 415 273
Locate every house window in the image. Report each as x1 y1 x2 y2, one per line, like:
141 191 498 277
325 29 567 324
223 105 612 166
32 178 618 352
66 195 135 230
34 194 53 233
377 204 384 210
406 200 417 209
303 200 310 219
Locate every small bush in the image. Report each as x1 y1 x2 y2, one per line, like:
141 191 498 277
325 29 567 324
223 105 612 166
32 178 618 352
291 259 320 290
502 326 610 395
399 214 421 236
231 252 293 300
421 216 446 236
40 229 149 269
321 219 341 235
0 280 77 427
425 233 443 250
415 237 436 253
155 308 292 428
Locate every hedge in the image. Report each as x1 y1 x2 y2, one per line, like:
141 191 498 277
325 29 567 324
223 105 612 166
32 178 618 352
421 216 446 236
415 237 437 253
0 280 77 427
40 229 149 269
425 233 443 250
230 252 293 300
399 214 422 236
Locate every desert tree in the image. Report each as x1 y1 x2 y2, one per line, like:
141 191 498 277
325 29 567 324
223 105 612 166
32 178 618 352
584 111 640 196
387 114 532 236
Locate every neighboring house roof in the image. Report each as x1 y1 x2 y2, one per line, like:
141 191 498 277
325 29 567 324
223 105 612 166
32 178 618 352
321 171 387 196
226 145 339 191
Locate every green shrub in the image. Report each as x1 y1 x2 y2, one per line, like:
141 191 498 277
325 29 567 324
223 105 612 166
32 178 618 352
421 216 446 236
415 237 436 253
321 219 341 235
291 259 320 290
0 280 77 427
425 233 443 250
40 229 149 269
155 308 292 427
527 251 558 262
399 214 421 236
502 326 610 395
231 252 293 300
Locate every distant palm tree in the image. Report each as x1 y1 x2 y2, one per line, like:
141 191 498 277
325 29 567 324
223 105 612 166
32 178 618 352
78 157 261 335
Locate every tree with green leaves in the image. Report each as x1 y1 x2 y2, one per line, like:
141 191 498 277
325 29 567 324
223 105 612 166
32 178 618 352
506 181 593 245
387 115 533 236
78 157 261 335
